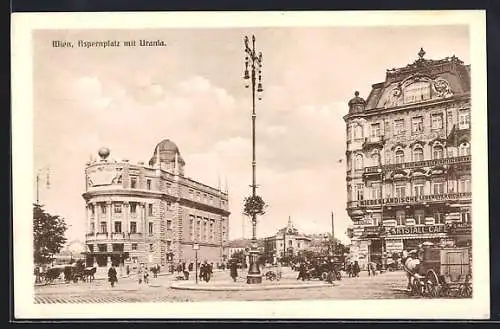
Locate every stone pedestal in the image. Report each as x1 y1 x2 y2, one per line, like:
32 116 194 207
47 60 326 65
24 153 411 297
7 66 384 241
246 248 262 284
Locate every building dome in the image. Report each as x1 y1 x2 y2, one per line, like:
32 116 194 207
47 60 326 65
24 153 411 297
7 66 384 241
348 91 366 114
98 147 110 160
149 139 185 166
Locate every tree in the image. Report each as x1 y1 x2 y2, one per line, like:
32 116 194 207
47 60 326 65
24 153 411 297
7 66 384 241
243 195 267 219
33 204 68 265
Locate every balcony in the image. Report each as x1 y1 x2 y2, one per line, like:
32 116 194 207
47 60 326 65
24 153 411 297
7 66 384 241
85 232 95 238
95 232 109 240
363 135 385 149
111 232 126 239
359 192 471 207
364 155 471 174
127 232 143 240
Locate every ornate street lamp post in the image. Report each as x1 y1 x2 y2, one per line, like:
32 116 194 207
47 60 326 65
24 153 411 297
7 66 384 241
243 34 264 284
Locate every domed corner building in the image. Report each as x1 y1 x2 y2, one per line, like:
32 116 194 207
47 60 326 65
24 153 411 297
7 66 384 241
82 139 230 272
344 49 471 270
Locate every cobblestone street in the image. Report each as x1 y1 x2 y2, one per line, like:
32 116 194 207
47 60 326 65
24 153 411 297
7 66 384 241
34 268 413 303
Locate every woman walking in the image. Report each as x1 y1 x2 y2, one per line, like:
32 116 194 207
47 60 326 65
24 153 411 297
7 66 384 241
230 260 238 282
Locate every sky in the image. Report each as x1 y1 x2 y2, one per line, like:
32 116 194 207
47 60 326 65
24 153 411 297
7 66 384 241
33 26 469 245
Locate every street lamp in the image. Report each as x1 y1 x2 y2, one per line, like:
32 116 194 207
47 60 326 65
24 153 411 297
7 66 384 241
243 35 264 284
193 243 199 284
377 159 387 272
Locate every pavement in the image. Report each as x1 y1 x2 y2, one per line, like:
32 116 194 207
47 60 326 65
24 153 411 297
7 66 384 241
33 267 415 303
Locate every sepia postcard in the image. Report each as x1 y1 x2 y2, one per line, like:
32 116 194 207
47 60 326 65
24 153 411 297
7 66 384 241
11 10 489 319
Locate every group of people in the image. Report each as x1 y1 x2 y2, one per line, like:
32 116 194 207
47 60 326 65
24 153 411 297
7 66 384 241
345 261 361 278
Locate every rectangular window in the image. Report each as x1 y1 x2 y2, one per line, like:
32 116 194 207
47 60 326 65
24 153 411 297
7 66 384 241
370 183 381 199
355 183 364 201
459 110 470 129
131 243 138 250
412 116 424 134
148 222 154 235
197 218 202 240
90 222 95 233
203 222 207 241
433 182 445 195
90 205 95 215
114 203 122 213
414 183 424 197
166 220 172 230
114 221 122 233
148 204 153 216
396 210 405 226
166 241 171 250
434 212 445 225
431 113 443 130
130 176 137 189
100 203 106 214
461 210 471 224
149 243 153 252
395 184 406 198
459 178 471 193
414 209 425 225
100 221 107 233
130 203 136 213
130 222 137 233
146 179 152 190
394 119 405 135
98 244 107 252
370 123 381 137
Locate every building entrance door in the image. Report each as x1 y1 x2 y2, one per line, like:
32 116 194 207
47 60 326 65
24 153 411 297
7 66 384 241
369 239 383 264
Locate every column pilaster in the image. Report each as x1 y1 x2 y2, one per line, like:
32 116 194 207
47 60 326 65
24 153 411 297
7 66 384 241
107 201 112 236
123 201 129 234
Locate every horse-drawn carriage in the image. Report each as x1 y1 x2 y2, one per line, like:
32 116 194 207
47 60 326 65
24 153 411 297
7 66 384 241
404 245 472 298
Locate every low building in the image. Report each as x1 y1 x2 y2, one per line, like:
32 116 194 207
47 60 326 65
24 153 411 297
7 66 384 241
82 139 230 270
263 217 312 261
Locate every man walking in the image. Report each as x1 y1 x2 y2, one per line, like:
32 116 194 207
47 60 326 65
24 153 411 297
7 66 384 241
108 264 118 288
230 260 238 282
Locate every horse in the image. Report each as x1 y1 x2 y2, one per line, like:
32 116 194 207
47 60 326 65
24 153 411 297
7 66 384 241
83 267 96 282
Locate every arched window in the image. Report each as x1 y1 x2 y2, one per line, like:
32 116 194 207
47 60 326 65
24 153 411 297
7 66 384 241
433 145 444 159
459 142 470 156
413 147 424 162
371 152 380 166
355 154 364 170
395 149 405 164
353 124 363 139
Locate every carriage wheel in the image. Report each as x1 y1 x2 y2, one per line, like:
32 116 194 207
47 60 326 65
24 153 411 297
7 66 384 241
320 272 328 281
425 270 440 298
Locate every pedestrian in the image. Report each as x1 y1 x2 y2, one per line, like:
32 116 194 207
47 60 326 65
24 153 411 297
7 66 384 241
143 268 150 284
230 260 238 282
353 261 360 278
297 261 306 281
137 266 143 284
108 264 118 288
126 265 130 276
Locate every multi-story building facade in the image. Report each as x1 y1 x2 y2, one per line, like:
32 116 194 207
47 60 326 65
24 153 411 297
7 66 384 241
82 139 230 269
263 217 312 261
344 49 472 269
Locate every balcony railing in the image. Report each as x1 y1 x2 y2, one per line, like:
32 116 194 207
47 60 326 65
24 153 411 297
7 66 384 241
85 232 95 238
127 232 143 239
364 155 471 174
363 135 384 148
95 232 109 240
359 192 472 206
111 232 126 239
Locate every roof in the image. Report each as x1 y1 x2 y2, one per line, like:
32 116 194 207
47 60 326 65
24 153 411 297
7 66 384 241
353 50 470 113
227 238 264 248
